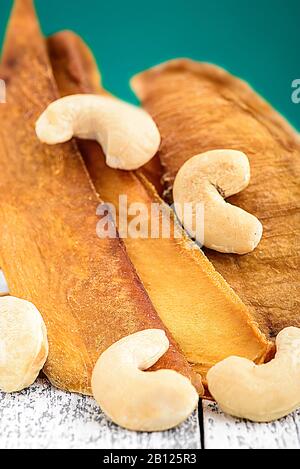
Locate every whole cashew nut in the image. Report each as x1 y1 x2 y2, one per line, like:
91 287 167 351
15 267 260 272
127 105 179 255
0 297 48 393
91 329 199 431
36 94 161 170
173 149 263 254
207 327 300 422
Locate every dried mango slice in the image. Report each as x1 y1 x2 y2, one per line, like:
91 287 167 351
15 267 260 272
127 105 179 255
48 31 273 386
131 59 300 339
0 0 197 395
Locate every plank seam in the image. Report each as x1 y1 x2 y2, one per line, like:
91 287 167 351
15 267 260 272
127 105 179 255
198 401 205 449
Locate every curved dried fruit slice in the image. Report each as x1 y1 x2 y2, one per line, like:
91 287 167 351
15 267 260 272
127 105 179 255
131 59 300 339
0 0 197 395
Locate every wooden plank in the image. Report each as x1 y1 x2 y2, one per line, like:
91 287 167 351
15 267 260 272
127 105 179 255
202 400 300 449
0 378 201 449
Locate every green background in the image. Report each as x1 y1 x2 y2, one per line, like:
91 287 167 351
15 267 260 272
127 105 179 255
1 0 299 129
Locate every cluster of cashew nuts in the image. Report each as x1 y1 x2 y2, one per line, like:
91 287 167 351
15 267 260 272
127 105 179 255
35 94 299 428
0 296 199 431
0 94 295 432
2 294 300 429
92 327 300 427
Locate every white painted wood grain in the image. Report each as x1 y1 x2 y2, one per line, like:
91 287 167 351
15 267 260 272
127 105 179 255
0 378 201 449
203 401 300 449
0 270 8 293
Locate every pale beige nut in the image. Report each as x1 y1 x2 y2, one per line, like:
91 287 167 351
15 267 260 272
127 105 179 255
173 149 263 254
36 94 161 170
207 327 300 422
91 329 199 431
0 297 48 393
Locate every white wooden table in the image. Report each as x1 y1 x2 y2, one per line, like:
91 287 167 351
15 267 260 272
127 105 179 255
1 272 299 450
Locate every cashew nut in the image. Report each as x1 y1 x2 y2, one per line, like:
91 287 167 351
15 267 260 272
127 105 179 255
91 329 199 431
207 327 300 422
173 149 263 254
0 297 48 393
36 94 161 170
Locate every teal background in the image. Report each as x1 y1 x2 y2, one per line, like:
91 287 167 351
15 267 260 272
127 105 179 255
1 0 299 129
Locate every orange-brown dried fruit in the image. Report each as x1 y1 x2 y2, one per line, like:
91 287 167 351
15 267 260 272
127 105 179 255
0 0 197 395
132 59 300 339
48 31 272 387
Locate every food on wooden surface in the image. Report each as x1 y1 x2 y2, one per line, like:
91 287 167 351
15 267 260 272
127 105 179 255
207 327 300 422
36 94 160 171
48 31 272 390
0 297 48 393
92 330 199 431
2 0 297 430
173 150 263 254
0 0 196 395
131 59 300 339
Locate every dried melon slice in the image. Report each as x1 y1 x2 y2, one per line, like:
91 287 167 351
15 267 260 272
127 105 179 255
0 0 197 395
48 31 273 385
131 59 300 339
